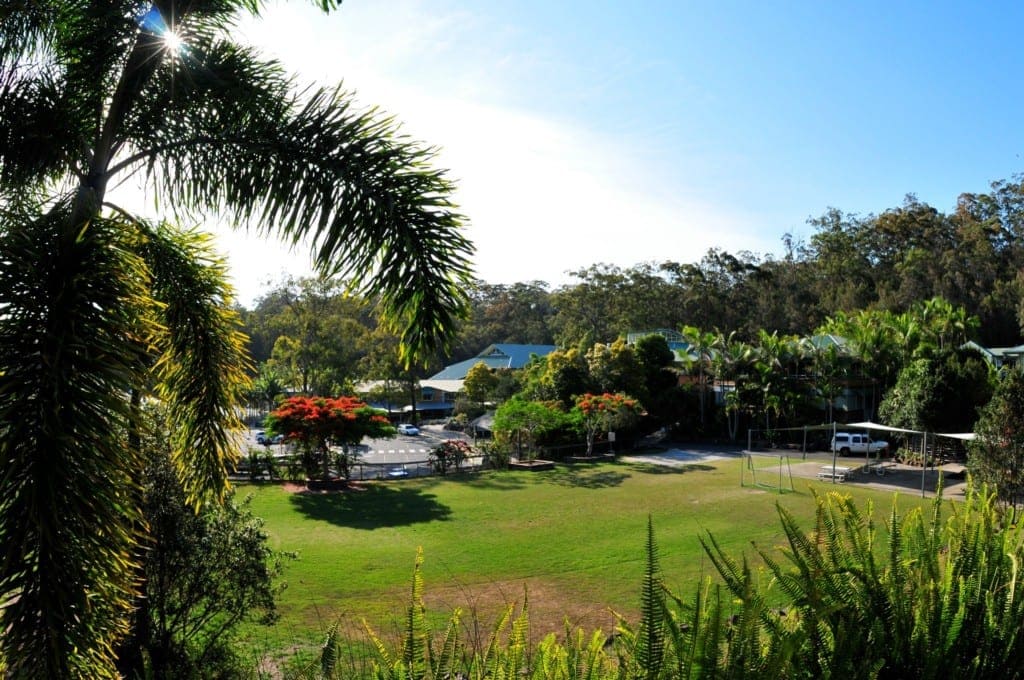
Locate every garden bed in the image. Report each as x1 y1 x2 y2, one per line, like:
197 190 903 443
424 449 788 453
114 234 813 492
567 453 616 463
509 459 556 471
302 478 354 492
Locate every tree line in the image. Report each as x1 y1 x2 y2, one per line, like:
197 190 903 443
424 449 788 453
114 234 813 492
242 176 1024 397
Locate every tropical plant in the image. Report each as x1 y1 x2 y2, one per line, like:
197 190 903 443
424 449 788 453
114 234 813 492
701 484 1024 678
363 549 471 680
679 325 718 427
0 2 471 673
800 335 848 424
710 335 756 440
356 549 617 680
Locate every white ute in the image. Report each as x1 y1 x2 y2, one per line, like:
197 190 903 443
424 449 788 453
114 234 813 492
831 432 889 456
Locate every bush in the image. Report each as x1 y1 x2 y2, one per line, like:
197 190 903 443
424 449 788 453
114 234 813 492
428 440 472 475
476 440 510 470
122 449 294 678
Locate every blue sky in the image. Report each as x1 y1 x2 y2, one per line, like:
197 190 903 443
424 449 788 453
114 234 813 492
211 0 1024 304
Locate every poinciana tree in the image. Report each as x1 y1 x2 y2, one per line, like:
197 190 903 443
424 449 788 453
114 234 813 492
574 392 641 456
265 395 394 481
0 2 472 675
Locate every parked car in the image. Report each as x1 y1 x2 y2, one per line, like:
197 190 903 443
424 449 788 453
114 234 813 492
397 423 420 436
255 431 285 445
831 432 888 455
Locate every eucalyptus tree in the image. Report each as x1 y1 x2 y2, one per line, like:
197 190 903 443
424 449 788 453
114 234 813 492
586 338 645 399
455 280 554 361
0 2 472 675
548 263 642 347
262 276 373 395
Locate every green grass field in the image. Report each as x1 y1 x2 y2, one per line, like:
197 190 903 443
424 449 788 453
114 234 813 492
238 455 937 663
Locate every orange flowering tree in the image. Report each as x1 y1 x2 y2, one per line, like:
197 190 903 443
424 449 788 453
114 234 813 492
265 396 394 480
573 392 641 456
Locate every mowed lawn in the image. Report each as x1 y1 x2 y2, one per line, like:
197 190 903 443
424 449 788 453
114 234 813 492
238 455 937 658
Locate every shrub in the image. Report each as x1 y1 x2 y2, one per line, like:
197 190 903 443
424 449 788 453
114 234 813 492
428 440 473 476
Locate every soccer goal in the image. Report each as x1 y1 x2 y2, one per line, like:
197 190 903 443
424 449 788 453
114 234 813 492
741 452 795 494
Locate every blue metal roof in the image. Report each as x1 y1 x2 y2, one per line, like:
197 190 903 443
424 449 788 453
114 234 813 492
429 344 556 380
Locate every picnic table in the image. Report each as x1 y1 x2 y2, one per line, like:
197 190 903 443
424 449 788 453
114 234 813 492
818 465 851 482
864 461 891 476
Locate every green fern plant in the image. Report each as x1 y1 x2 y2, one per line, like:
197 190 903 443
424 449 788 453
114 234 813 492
695 483 1024 679
613 515 666 679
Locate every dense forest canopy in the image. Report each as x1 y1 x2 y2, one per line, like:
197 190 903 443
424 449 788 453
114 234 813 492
243 175 1024 367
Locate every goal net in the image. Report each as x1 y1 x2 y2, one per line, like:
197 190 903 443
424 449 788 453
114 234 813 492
741 452 795 494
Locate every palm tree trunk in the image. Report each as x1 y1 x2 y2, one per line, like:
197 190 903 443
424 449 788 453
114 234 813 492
698 365 706 426
116 388 150 676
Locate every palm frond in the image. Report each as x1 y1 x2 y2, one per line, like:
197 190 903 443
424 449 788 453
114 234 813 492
0 63 78 193
0 206 153 677
121 40 473 362
137 220 250 502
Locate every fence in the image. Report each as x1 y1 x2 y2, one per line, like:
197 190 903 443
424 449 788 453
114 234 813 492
231 453 488 483
231 435 633 484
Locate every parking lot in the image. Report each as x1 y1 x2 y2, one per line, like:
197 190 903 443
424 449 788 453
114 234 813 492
243 424 472 479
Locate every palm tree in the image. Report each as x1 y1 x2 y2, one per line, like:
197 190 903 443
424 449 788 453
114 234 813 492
710 334 755 441
679 325 718 427
0 3 473 675
918 296 979 351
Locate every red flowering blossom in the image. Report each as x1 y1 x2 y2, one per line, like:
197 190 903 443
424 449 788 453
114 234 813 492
265 396 394 479
573 392 640 456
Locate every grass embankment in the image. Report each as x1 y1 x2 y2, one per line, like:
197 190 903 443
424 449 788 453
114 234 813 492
239 455 935 663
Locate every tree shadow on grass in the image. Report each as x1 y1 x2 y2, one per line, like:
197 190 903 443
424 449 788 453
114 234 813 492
422 465 631 491
288 484 451 529
538 465 631 489
456 474 529 491
621 462 716 475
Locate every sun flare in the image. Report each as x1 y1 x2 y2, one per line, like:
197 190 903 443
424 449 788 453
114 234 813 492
162 29 183 54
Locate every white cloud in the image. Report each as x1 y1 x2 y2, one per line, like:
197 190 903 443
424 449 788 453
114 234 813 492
199 2 779 303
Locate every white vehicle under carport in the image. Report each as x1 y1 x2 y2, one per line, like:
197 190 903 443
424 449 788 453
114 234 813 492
831 432 889 456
